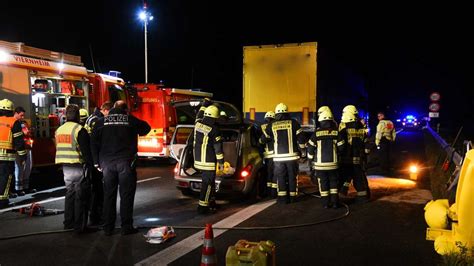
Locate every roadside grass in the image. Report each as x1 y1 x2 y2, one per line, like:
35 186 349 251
439 242 474 266
423 131 456 201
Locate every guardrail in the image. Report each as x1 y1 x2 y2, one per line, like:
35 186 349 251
424 125 463 167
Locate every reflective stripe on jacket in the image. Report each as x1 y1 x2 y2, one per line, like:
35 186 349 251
0 116 25 161
55 122 83 164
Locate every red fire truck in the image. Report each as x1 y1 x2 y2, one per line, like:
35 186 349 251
130 83 212 159
0 40 125 167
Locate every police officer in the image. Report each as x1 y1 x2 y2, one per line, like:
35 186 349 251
339 111 370 203
55 104 93 233
83 101 112 226
0 99 27 208
375 111 396 175
91 101 150 235
264 103 306 204
308 107 344 208
259 111 276 197
188 105 225 214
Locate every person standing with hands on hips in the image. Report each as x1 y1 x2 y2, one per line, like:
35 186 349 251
91 100 150 236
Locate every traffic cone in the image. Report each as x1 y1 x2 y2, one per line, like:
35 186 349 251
201 223 217 266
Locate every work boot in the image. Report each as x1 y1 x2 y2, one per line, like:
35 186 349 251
330 194 340 209
27 188 37 194
277 196 287 205
322 196 331 209
0 200 10 209
121 227 139 235
355 196 370 204
197 205 210 214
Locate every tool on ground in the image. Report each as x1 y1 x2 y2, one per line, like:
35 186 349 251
144 226 176 244
13 203 64 217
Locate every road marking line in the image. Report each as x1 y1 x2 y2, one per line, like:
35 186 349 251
135 199 276 266
138 176 162 183
0 196 66 213
0 177 162 213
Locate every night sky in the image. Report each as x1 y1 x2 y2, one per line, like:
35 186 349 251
1 1 472 136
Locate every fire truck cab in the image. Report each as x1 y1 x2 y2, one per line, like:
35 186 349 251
130 83 212 159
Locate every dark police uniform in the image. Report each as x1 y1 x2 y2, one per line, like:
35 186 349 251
307 120 345 208
91 108 150 234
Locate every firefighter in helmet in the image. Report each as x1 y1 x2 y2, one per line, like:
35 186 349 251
189 105 225 214
308 107 345 208
259 111 276 197
79 109 89 126
263 103 306 204
0 99 27 208
339 105 358 131
338 110 370 202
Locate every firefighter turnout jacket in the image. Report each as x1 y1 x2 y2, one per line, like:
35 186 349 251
264 114 306 161
91 108 151 165
259 123 274 159
376 119 396 146
339 121 368 165
189 118 224 171
308 121 344 170
84 108 103 134
55 121 93 165
0 116 26 161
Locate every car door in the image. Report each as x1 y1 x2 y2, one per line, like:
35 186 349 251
169 125 194 161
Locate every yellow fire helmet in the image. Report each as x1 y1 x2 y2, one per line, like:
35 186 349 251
220 110 227 117
318 109 334 122
204 105 220 119
275 103 288 114
264 111 275 119
342 105 358 115
0 99 14 111
341 112 356 123
317 106 330 115
79 109 89 119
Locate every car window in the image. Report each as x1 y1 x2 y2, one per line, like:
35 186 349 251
249 124 260 147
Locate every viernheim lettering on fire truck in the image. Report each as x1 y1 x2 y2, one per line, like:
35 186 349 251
13 55 51 66
104 114 129 126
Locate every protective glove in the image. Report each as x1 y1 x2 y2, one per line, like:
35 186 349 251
94 164 103 172
218 162 224 172
203 98 212 107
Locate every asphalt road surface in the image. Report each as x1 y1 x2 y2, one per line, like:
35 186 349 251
0 128 441 265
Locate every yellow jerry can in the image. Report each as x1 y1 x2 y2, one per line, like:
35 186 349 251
226 240 276 266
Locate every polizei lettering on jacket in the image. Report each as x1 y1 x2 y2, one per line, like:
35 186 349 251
104 114 129 126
